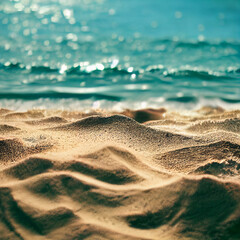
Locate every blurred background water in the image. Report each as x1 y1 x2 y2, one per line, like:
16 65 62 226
0 0 239 111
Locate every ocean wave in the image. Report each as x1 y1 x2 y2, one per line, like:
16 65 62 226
1 61 238 80
0 92 121 101
165 69 235 80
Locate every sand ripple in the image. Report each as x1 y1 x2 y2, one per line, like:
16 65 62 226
0 108 239 239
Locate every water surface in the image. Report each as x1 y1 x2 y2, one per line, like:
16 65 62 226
0 0 239 111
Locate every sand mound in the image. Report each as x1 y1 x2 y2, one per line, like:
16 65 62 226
193 159 240 177
0 124 20 132
52 115 138 130
57 159 140 185
122 108 166 123
51 115 196 153
0 108 239 239
0 108 12 115
187 118 240 134
4 110 45 120
0 139 32 163
154 141 240 172
125 176 240 239
26 116 68 125
0 187 77 236
0 138 52 164
2 157 53 180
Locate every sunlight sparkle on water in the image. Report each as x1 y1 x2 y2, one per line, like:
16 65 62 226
59 64 68 74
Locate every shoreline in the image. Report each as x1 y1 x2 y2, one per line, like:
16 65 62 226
1 97 240 114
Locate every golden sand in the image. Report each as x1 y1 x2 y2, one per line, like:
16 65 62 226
0 107 240 240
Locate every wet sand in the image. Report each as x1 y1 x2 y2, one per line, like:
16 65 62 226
0 107 240 240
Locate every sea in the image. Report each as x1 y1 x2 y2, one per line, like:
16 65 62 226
0 0 240 112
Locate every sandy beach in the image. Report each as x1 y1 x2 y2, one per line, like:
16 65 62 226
0 0 239 239
0 107 239 240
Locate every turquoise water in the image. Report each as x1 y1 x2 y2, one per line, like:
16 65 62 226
0 0 240 111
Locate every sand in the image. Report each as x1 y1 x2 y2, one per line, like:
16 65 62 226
0 107 240 240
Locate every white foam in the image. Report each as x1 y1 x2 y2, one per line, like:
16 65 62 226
0 97 239 113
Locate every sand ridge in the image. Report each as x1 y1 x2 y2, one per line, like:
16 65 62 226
0 107 240 240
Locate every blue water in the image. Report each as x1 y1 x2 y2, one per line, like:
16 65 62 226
0 0 240 111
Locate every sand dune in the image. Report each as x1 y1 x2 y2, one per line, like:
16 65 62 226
0 108 240 239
